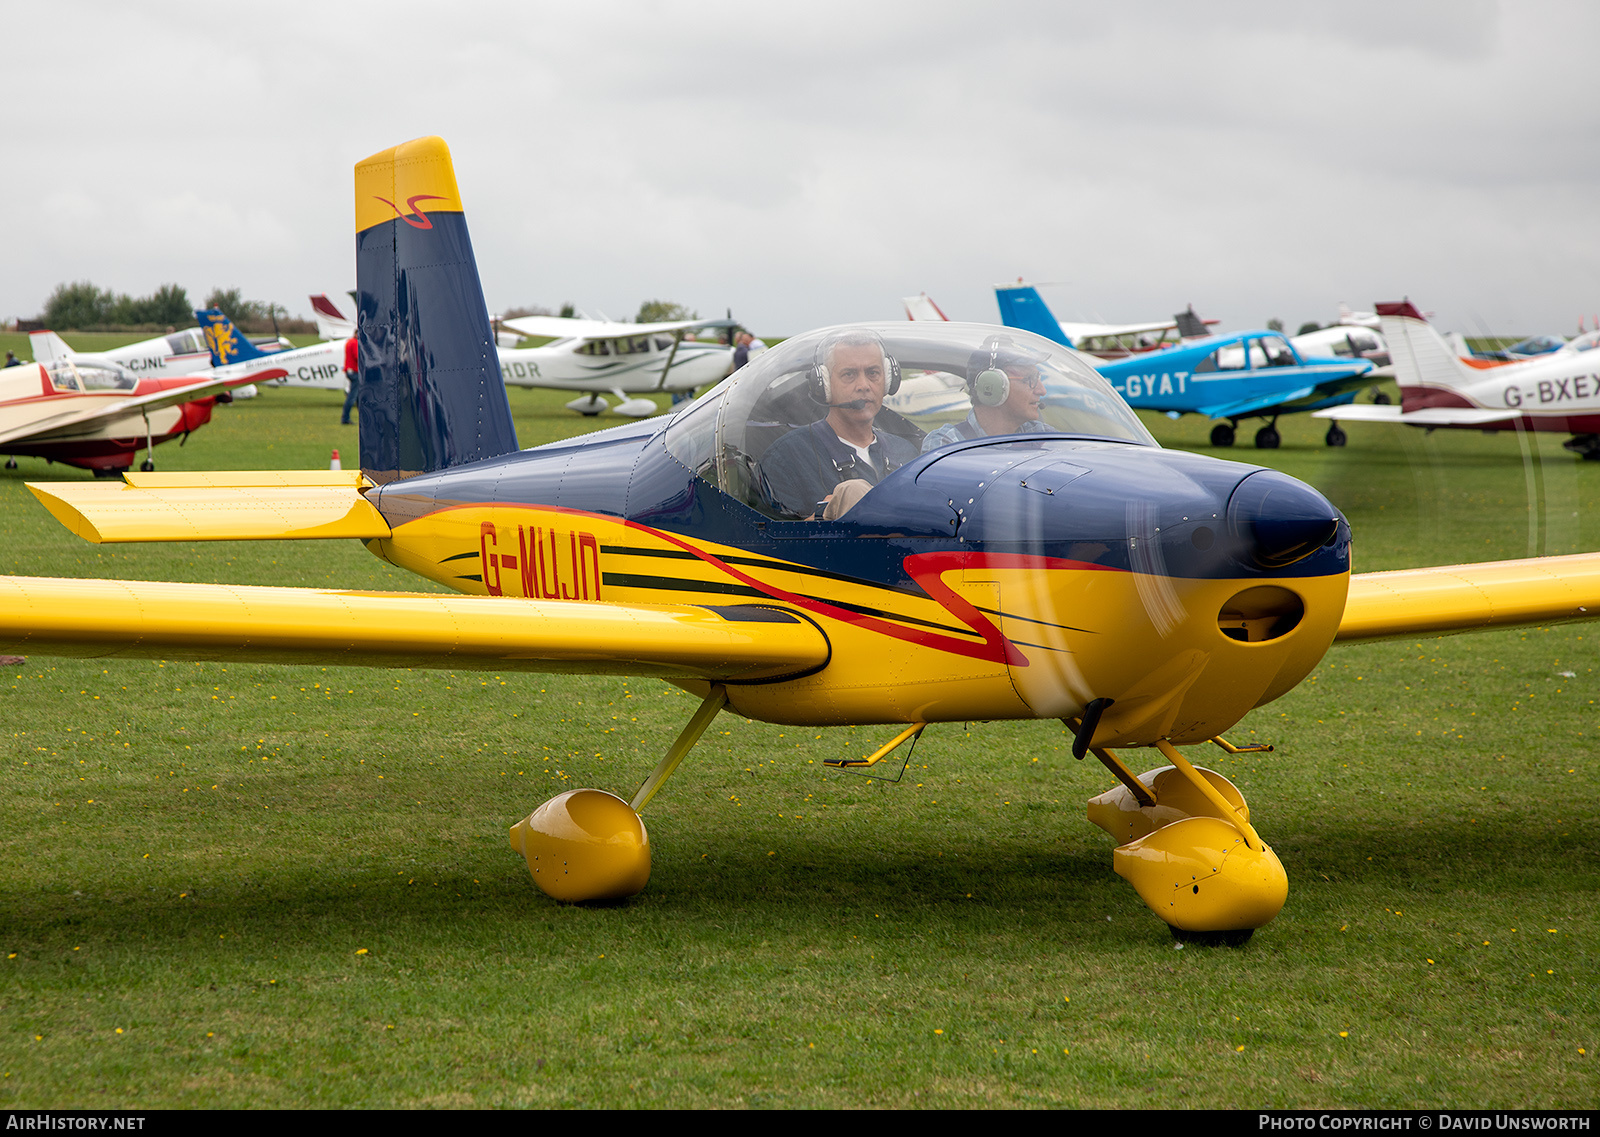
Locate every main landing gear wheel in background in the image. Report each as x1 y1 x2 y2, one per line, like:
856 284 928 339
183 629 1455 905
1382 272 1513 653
1324 424 1347 447
139 459 156 472
1255 425 1281 449
1210 423 1235 448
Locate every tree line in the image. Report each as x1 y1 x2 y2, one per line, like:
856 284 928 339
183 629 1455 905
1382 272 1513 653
35 281 312 333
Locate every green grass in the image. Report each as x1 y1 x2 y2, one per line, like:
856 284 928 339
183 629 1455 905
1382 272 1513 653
0 390 1594 1107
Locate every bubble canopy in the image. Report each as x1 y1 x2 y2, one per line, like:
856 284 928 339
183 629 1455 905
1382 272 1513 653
664 322 1154 520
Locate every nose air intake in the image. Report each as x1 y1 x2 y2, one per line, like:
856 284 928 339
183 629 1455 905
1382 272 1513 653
1227 471 1340 569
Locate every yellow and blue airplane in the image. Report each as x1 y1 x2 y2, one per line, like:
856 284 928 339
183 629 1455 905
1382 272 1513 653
5 137 1599 943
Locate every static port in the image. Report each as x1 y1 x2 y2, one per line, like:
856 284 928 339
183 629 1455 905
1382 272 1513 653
1218 586 1304 643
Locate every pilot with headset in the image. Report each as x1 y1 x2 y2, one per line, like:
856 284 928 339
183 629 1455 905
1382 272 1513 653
921 336 1052 452
761 330 920 519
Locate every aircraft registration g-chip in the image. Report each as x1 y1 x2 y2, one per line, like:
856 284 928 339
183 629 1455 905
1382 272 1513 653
6 138 1600 943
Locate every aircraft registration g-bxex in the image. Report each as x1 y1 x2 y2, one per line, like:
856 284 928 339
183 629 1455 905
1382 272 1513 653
7 137 1600 944
1313 301 1600 461
310 292 736 417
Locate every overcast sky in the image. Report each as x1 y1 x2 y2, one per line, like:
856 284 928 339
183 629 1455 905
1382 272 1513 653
7 1 1596 338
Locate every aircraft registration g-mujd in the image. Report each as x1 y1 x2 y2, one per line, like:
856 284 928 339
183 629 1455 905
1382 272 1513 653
7 138 1600 943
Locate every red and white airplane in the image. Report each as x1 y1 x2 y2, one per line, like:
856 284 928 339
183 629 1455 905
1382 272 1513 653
1313 301 1600 460
0 358 284 475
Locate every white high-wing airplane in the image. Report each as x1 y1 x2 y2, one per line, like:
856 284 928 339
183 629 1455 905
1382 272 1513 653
1312 300 1600 460
309 295 738 417
27 326 288 382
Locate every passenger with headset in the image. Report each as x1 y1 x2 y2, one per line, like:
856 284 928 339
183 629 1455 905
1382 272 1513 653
921 336 1052 452
761 330 920 519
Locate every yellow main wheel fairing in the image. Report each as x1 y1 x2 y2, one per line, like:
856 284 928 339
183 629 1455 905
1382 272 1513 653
1112 815 1287 934
510 789 651 902
1086 764 1249 845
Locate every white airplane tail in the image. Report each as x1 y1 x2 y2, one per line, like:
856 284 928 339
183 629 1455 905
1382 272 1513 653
902 293 949 321
1377 301 1476 393
27 330 73 364
308 293 356 341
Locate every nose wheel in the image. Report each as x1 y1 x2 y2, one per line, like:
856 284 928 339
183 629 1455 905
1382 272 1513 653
1085 738 1286 942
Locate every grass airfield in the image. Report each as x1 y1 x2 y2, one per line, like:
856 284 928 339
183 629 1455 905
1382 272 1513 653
0 375 1593 1108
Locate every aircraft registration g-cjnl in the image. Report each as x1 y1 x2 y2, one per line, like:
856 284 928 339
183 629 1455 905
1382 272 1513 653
28 325 289 380
7 138 1600 943
1312 301 1600 460
309 292 736 417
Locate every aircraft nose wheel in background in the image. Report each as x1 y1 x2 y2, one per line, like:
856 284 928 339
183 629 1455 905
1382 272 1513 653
1324 424 1347 447
3 458 14 470
1210 423 1235 447
139 459 156 472
1254 425 1281 449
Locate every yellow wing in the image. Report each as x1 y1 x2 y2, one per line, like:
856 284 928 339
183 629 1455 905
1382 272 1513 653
0 575 827 683
1336 552 1600 643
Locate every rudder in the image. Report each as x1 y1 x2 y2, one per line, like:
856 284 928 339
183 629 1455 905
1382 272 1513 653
994 283 1073 348
353 136 517 483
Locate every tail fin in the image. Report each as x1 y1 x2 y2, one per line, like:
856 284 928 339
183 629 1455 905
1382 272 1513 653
196 308 270 367
27 330 72 364
1174 305 1208 339
309 293 356 341
993 283 1072 347
902 293 948 321
1376 301 1475 392
354 136 516 483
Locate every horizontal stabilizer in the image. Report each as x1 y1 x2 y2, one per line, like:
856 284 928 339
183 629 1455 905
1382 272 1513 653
0 576 828 682
1336 553 1600 643
27 470 391 544
1310 405 1511 426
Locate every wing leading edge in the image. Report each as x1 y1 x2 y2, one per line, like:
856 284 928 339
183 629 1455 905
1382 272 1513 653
1337 553 1600 643
0 576 828 682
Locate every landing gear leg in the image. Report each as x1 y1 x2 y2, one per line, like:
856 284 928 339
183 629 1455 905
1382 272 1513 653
139 410 155 472
1085 739 1286 943
509 684 728 901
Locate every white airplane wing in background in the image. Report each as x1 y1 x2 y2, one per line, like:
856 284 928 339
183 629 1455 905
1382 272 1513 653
501 315 738 341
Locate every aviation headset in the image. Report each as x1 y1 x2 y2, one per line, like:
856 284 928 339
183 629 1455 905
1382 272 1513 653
967 335 1041 407
809 331 902 404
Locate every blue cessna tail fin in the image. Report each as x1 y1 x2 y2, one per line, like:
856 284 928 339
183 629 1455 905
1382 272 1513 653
352 136 518 483
993 283 1073 348
196 308 269 367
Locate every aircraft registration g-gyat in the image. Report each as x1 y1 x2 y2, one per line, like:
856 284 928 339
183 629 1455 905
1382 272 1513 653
997 282 1381 450
309 292 736 417
7 137 1600 944
1313 301 1600 461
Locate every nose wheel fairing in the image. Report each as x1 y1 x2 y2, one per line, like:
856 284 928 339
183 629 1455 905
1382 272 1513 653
1086 744 1287 936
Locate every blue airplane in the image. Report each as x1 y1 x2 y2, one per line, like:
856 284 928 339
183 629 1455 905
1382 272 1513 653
996 284 1378 449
